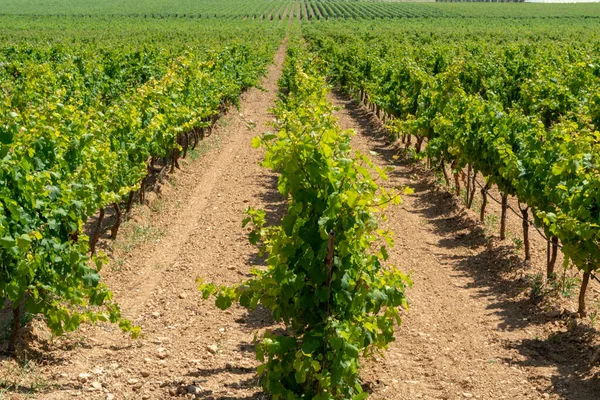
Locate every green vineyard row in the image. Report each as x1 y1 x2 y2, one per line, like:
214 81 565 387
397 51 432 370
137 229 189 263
5 0 599 21
304 20 600 315
201 40 409 400
0 20 284 351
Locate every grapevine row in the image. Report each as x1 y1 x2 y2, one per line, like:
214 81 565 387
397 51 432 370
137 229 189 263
0 22 283 352
200 41 409 399
304 21 600 315
0 1 456 21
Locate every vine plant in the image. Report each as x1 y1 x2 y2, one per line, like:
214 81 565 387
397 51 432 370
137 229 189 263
199 46 410 399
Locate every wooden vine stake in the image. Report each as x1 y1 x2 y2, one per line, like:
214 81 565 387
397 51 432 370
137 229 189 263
7 302 21 354
451 160 460 196
519 204 531 263
500 193 508 240
465 164 472 207
454 172 461 197
440 159 451 187
480 182 490 223
578 270 591 317
90 207 105 255
546 236 559 280
467 171 477 209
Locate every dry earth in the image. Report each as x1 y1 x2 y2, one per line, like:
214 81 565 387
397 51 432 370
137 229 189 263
1 45 600 400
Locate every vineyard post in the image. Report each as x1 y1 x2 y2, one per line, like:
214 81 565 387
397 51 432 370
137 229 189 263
480 182 488 222
500 192 508 240
519 204 531 262
578 269 591 317
546 240 550 274
452 160 460 196
466 164 472 207
90 207 105 255
7 301 22 354
111 203 122 239
440 159 451 187
546 236 559 280
468 171 476 208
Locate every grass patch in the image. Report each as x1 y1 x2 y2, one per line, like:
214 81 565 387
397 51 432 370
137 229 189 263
149 198 166 213
0 356 55 398
113 220 165 255
188 133 222 161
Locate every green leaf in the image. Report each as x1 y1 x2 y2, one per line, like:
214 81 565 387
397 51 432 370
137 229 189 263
251 136 262 148
215 294 233 310
16 234 32 251
551 164 564 176
346 189 359 207
0 236 15 249
83 271 101 287
302 335 322 354
282 214 297 236
0 132 14 145
295 369 307 384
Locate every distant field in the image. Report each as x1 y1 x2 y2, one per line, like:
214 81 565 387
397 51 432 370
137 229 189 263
0 0 597 20
0 0 448 19
433 2 600 17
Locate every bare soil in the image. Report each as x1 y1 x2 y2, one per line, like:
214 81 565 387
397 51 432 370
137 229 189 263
1 48 600 400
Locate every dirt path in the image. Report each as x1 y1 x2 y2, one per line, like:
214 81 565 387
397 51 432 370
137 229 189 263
0 44 286 400
329 91 600 400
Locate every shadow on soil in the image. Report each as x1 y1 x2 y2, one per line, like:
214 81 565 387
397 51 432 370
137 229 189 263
244 171 285 270
236 305 275 331
331 89 600 400
158 366 264 400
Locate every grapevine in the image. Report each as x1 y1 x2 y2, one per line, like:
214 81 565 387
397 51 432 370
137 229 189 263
200 43 410 399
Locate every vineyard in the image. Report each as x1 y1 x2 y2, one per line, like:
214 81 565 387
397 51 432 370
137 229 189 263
1 1 600 399
4 0 600 20
303 17 600 316
0 0 446 19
